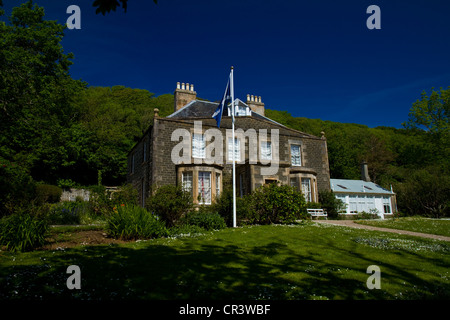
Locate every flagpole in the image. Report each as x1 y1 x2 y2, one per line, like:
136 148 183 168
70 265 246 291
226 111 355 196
231 66 236 228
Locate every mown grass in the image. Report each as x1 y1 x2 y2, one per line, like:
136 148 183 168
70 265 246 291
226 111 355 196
355 216 450 237
0 222 449 300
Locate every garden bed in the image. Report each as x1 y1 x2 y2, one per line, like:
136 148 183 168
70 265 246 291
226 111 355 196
40 229 128 250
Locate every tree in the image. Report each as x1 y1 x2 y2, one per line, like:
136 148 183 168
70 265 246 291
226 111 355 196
0 1 85 185
403 87 450 137
403 87 450 168
395 168 450 218
92 0 158 15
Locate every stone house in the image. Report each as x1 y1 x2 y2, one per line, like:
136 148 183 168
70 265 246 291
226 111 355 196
127 82 331 207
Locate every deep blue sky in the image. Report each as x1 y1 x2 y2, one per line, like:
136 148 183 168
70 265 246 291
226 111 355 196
3 0 450 128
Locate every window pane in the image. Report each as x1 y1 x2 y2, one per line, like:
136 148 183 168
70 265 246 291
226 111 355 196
291 145 301 166
383 197 391 213
192 134 206 158
198 171 211 204
261 141 272 160
228 138 240 161
182 172 193 196
301 178 311 202
216 173 220 198
290 177 299 189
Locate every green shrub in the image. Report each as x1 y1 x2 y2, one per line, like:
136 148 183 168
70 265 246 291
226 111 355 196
111 183 138 207
318 190 346 219
88 185 112 217
35 184 62 204
0 212 49 252
245 183 307 225
106 205 168 240
146 185 193 227
0 159 36 217
355 210 380 220
212 187 250 227
183 211 226 231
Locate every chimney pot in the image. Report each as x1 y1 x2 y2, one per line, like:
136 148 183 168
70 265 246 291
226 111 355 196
174 81 197 112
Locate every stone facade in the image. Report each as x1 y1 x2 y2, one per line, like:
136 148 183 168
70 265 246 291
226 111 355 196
127 84 331 207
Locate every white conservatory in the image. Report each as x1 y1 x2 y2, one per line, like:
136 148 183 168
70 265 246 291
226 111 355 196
330 179 397 219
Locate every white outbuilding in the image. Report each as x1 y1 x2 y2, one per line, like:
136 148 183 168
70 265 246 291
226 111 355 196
330 179 396 219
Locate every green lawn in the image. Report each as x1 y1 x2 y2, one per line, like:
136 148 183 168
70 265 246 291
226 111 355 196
355 216 450 237
1 222 449 300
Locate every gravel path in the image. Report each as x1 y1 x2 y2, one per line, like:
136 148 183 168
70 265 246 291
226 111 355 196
314 220 450 242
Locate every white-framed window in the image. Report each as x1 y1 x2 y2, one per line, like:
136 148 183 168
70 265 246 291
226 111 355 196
198 171 211 205
260 141 272 161
192 133 206 159
291 145 301 166
216 173 221 199
182 171 193 196
383 197 391 213
228 137 240 162
349 195 358 213
228 104 251 116
301 178 311 202
366 196 376 211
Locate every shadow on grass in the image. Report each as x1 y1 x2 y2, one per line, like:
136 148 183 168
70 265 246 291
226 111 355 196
1 229 449 300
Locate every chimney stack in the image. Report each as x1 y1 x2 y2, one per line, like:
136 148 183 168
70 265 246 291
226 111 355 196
246 94 265 116
361 161 370 182
174 82 197 112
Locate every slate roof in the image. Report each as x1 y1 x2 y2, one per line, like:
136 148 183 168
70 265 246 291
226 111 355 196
330 179 394 195
167 99 285 127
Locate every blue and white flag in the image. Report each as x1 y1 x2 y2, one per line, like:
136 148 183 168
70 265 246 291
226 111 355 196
212 74 231 128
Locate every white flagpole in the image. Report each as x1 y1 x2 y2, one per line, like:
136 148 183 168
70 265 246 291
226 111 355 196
231 66 236 228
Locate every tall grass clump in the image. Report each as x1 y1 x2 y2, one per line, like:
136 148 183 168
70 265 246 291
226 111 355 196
0 212 49 252
106 205 168 240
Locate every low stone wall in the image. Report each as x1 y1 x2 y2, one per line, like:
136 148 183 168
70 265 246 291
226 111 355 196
60 188 90 202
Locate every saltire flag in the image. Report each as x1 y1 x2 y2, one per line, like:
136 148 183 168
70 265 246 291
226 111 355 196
212 73 232 128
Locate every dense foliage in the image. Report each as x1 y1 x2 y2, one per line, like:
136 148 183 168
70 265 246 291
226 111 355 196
0 212 49 252
146 185 194 227
182 210 227 231
243 183 308 224
106 205 168 240
265 88 450 217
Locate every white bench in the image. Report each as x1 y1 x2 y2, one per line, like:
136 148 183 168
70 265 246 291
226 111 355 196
307 208 328 219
